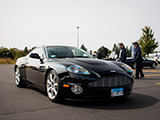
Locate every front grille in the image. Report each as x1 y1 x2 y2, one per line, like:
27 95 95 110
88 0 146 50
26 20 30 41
88 76 132 87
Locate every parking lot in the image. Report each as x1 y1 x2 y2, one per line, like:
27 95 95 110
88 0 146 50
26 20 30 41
0 64 160 120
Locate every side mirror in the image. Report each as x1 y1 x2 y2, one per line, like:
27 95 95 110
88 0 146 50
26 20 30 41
30 53 40 59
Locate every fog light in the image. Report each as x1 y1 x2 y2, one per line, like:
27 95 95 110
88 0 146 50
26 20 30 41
71 85 83 95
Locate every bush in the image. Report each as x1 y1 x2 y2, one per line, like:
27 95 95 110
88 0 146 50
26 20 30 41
0 58 15 64
0 46 30 63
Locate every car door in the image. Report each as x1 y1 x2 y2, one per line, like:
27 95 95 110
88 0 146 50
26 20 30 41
25 47 44 84
142 58 150 67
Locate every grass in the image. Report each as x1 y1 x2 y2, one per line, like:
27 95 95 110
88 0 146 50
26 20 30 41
0 58 15 64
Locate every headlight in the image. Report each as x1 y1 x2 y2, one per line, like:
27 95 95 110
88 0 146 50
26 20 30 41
121 64 133 76
67 65 90 75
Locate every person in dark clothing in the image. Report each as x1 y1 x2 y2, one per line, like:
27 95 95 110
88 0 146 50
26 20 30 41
133 42 144 79
90 50 92 55
97 49 102 59
117 43 126 63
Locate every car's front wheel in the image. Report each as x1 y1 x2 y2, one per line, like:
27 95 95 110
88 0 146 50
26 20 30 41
46 70 64 102
14 67 27 87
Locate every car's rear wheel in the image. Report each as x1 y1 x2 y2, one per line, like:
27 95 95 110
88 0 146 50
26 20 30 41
14 67 27 87
151 62 157 68
46 70 64 102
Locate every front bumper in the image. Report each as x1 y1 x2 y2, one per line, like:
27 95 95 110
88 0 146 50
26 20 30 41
60 73 134 99
63 84 133 99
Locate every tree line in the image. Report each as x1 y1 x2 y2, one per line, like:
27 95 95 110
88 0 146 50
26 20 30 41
0 46 30 60
81 26 159 58
81 43 131 58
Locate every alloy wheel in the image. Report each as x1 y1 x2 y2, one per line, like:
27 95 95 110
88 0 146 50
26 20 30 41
152 63 156 68
46 71 58 100
15 67 20 85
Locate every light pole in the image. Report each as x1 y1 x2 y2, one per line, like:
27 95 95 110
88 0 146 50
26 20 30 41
77 27 79 48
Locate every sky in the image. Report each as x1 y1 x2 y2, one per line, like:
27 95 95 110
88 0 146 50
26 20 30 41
0 0 160 51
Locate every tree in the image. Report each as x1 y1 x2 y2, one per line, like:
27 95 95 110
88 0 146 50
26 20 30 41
138 26 159 57
9 48 16 59
126 46 131 57
112 43 120 55
80 44 87 51
0 47 13 58
98 46 108 58
0 46 30 60
108 50 111 54
29 46 37 52
23 47 29 56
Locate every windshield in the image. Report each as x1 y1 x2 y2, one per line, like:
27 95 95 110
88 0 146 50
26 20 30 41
46 46 93 58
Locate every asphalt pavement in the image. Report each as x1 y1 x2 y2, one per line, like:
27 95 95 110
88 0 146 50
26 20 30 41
0 64 160 120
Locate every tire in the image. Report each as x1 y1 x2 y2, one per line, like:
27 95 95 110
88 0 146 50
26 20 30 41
151 62 157 68
14 67 27 87
46 70 65 102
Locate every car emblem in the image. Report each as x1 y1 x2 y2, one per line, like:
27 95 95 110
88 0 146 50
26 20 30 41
110 70 116 72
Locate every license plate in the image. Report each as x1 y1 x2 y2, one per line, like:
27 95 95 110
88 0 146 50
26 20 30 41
111 88 123 97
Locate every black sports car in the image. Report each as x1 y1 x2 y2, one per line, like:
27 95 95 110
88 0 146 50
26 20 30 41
14 46 134 102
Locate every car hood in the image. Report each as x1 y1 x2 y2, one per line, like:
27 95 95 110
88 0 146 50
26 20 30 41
48 58 124 73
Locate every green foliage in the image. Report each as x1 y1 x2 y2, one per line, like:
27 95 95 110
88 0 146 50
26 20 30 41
14 51 24 60
10 48 17 59
0 47 12 58
126 46 131 57
98 46 109 58
80 44 87 51
108 50 111 54
112 43 120 55
23 47 29 56
138 26 159 56
0 46 30 61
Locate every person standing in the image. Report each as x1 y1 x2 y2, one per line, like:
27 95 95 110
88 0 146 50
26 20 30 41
90 50 92 55
132 42 144 79
93 51 97 58
116 43 126 63
155 54 159 64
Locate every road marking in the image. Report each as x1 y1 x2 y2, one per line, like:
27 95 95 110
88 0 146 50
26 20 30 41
144 74 160 77
143 70 160 72
133 70 160 72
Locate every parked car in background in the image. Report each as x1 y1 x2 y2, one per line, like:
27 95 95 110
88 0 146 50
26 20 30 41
105 52 117 61
105 52 157 69
146 56 160 64
126 57 157 69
